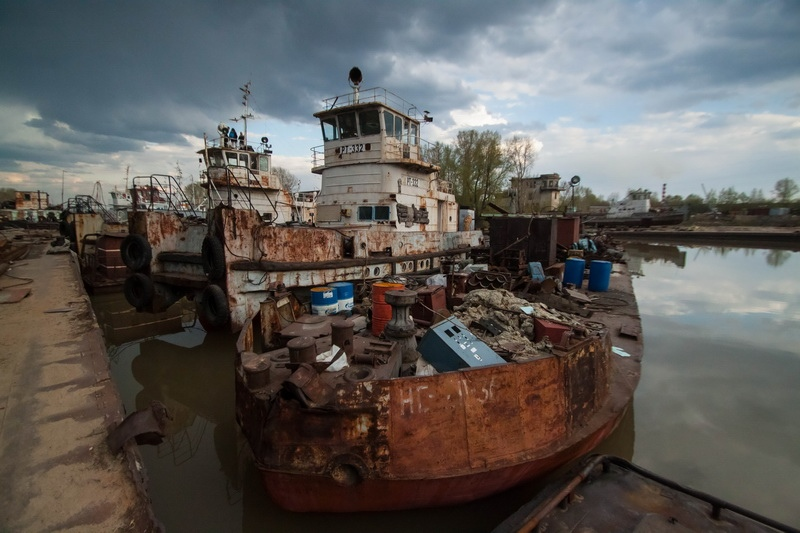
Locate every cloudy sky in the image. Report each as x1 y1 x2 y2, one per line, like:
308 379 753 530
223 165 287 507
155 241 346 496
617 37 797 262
1 0 798 206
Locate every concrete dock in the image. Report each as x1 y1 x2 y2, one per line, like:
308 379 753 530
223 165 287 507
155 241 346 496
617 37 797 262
0 237 157 531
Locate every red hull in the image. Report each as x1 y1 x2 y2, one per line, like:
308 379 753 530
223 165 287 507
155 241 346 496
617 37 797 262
260 405 628 512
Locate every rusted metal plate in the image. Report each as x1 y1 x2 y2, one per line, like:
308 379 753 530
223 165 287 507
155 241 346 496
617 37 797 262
493 455 797 533
517 355 566 453
388 373 471 475
463 365 527 468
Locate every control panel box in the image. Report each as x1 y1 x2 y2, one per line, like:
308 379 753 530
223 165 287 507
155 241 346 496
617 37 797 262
417 317 506 372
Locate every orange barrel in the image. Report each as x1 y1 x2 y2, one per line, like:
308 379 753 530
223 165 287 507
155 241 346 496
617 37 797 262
371 282 404 335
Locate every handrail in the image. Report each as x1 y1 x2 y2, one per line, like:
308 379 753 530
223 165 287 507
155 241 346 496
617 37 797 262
65 195 120 224
131 174 199 218
205 165 281 221
321 87 422 120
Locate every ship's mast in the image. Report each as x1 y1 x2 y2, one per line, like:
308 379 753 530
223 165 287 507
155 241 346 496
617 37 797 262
231 81 254 147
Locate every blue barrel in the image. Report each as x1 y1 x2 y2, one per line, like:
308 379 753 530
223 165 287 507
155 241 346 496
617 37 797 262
310 287 338 315
328 281 354 314
588 260 612 292
563 258 586 288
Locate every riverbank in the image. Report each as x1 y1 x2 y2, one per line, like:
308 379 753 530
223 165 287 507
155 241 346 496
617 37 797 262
0 233 158 532
605 224 800 251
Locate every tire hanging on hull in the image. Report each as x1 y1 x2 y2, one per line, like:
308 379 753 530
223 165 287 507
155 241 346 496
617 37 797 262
121 234 152 272
201 235 226 281
124 273 154 311
198 283 230 330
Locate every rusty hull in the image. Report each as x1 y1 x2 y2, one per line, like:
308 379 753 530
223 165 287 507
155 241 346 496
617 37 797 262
493 455 799 533
235 305 640 512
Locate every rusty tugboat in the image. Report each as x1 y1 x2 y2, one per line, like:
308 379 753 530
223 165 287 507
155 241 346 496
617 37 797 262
235 212 643 508
120 70 482 331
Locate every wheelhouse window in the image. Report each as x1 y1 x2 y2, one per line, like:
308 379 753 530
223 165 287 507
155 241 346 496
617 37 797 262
226 152 239 166
321 117 338 141
409 123 418 145
357 205 391 221
338 112 358 139
383 111 404 140
258 155 270 172
359 109 381 136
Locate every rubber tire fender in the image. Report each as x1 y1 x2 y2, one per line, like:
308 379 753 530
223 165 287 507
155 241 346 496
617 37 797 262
124 273 155 310
199 284 230 329
121 234 153 272
201 235 226 281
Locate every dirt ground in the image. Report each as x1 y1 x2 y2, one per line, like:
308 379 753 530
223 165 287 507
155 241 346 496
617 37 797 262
0 236 157 532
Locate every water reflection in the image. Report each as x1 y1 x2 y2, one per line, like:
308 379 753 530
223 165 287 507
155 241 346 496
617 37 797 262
93 294 637 532
624 244 800 528
93 243 800 529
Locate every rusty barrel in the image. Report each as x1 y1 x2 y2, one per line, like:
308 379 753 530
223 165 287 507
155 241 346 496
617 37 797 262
371 281 404 335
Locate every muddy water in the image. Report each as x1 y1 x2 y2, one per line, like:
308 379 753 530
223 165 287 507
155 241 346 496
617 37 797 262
93 244 800 531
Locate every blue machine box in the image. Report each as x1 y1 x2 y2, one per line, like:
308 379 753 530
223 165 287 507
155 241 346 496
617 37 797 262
417 317 506 372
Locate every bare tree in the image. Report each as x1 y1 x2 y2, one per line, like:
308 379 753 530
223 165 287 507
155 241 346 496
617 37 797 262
505 136 537 213
274 167 301 193
773 178 798 202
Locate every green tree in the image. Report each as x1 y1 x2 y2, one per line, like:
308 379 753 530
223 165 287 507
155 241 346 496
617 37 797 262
451 130 509 219
718 187 747 204
570 186 605 211
749 188 766 202
661 194 684 208
684 193 707 214
772 178 798 202
0 187 16 203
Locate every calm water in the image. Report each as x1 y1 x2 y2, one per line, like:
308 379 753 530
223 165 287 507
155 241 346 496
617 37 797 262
95 243 800 531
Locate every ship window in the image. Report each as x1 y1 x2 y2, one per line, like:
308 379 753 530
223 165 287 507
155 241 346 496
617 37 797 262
226 152 238 166
383 111 393 136
338 112 358 139
357 205 391 221
322 117 339 141
410 123 418 145
239 154 249 167
359 109 381 136
258 155 270 172
382 111 402 140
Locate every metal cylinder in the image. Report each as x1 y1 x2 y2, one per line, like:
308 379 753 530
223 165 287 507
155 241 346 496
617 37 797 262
383 289 420 364
331 318 355 356
287 336 317 364
241 351 271 389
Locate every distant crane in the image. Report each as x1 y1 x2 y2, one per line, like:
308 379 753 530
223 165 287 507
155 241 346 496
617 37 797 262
92 181 105 205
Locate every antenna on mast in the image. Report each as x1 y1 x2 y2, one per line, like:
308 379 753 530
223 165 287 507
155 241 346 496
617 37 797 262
231 81 254 148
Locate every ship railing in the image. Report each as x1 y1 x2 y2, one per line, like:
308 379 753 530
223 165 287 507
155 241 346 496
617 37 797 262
65 195 120 224
311 137 442 168
321 87 423 119
202 165 288 222
131 174 200 218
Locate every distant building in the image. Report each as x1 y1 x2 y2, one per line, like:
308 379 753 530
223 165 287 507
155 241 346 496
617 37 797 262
15 191 50 210
508 173 562 213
